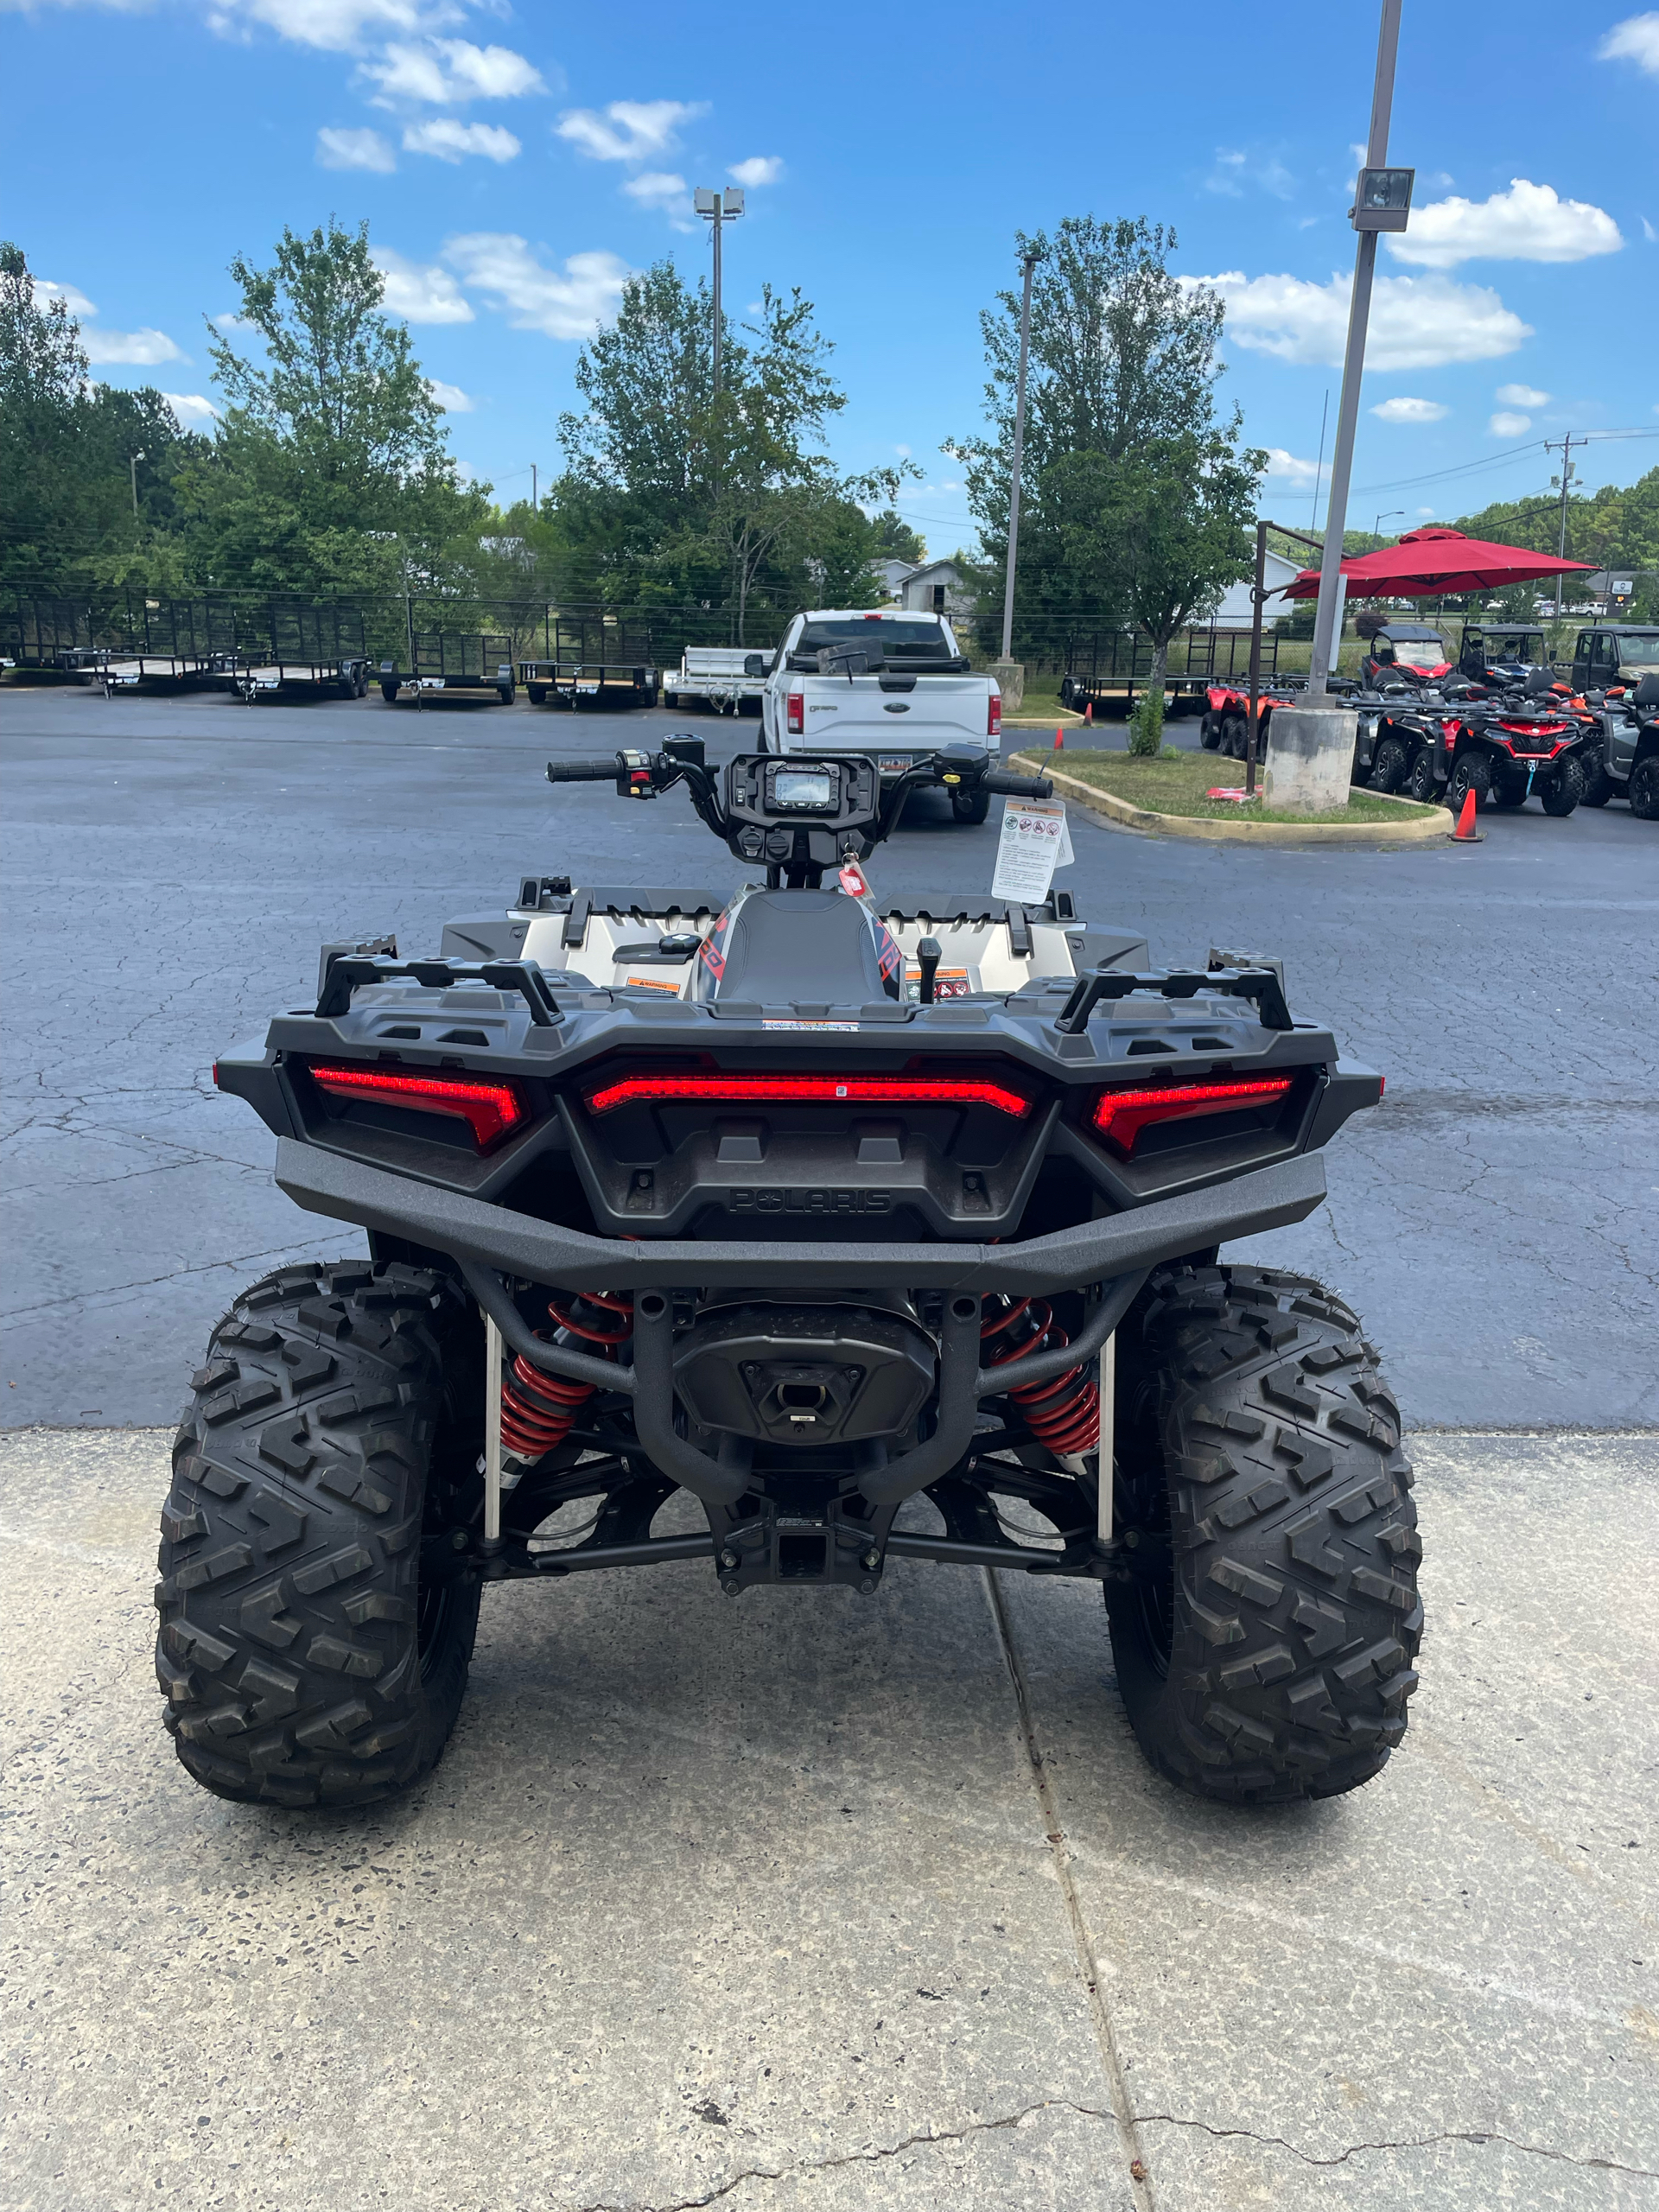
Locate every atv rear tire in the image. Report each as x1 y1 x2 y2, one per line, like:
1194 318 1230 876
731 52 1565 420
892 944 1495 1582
155 1260 484 1808
1446 753 1491 813
1406 748 1438 803
1631 756 1659 820
1106 1264 1421 1806
1369 735 1409 792
1539 756 1583 817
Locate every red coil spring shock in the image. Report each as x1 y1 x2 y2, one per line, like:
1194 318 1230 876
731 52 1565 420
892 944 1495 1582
980 1294 1099 1455
499 1289 633 1460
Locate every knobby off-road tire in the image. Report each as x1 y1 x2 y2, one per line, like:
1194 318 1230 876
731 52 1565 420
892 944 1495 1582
155 1261 484 1808
1368 734 1409 792
1106 1264 1422 1806
1628 755 1659 820
1446 753 1492 813
1405 747 1439 803
1539 756 1584 817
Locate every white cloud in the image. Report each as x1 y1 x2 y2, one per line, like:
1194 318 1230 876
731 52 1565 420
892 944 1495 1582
164 392 219 424
37 279 99 316
1388 178 1622 268
208 0 467 54
1370 396 1450 424
729 155 783 188
425 377 474 412
1497 383 1549 408
1488 410 1532 437
404 118 519 162
621 170 690 225
82 326 188 365
1261 448 1320 486
442 234 631 340
555 99 703 162
1644 217 1658 245
364 36 543 104
372 245 474 321
1191 268 1531 368
894 443 912 459
1205 146 1294 200
1597 11 1659 74
317 124 396 170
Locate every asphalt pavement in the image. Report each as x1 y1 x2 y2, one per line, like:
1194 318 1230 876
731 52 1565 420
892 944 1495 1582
3 680 1654 1431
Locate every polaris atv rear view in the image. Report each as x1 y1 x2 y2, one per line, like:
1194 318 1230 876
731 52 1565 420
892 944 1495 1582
157 741 1421 1813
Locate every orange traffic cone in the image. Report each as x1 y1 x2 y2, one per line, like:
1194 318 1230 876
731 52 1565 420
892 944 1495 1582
1084 701 1094 727
1451 787 1483 842
1052 727 1064 750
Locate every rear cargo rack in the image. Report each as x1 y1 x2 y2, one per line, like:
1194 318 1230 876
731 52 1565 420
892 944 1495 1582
315 957 563 1026
1057 965 1293 1036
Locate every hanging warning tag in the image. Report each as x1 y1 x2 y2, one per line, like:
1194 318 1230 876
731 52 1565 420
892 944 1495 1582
992 798 1069 904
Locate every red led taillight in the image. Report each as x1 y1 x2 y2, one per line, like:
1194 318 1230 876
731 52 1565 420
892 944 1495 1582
786 690 804 734
305 1060 528 1149
585 1071 1033 1117
1090 1076 1294 1156
988 693 1001 738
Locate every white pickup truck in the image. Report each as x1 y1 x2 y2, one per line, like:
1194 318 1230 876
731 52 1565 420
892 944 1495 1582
753 609 1002 823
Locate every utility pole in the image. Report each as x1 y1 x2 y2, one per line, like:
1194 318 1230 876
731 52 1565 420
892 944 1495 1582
531 462 538 512
1000 247 1044 665
1545 433 1580 617
1306 0 1414 696
694 187 746 395
129 449 145 521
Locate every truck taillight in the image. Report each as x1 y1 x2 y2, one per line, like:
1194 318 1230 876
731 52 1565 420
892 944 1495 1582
988 693 1001 739
786 690 804 734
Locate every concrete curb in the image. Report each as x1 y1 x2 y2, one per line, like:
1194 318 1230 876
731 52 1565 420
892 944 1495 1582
1010 753 1451 847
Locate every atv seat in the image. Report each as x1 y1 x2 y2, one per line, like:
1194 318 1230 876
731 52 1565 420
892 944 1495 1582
1633 673 1659 709
715 889 897 1003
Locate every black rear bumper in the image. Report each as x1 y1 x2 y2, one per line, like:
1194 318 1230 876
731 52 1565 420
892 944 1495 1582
275 1136 1325 1296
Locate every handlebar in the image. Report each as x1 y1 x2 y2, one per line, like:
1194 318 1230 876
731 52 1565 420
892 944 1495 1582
984 770 1053 798
545 756 624 783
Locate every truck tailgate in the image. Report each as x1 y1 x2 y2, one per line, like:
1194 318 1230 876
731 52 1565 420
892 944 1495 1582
791 675 993 756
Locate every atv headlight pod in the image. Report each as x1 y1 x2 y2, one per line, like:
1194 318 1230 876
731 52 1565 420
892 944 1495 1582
1090 1076 1294 1158
304 1059 528 1149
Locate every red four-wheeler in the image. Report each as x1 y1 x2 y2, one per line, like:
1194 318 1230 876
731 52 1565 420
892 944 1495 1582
1198 679 1302 760
156 741 1420 1815
1358 624 1453 691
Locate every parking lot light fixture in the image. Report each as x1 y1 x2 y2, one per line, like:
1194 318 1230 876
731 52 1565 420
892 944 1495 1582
695 186 745 395
1306 0 1408 698
1375 509 1404 540
1000 246 1046 666
129 450 146 520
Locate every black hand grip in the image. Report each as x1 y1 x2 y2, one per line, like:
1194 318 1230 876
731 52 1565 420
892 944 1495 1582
545 756 622 784
983 771 1053 798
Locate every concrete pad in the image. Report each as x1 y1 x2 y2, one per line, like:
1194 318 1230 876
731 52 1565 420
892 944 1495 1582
0 1430 1133 2212
997 1432 1659 2209
3 1429 1656 2210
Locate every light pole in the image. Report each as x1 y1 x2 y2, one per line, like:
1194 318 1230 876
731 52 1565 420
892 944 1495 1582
1000 245 1045 665
1374 508 1403 540
129 449 146 521
1306 0 1414 696
1544 432 1580 617
694 186 745 394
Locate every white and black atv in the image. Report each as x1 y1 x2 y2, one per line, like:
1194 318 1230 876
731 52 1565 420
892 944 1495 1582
157 742 1421 1811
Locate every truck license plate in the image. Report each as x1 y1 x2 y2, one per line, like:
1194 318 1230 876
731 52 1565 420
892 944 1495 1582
879 756 911 775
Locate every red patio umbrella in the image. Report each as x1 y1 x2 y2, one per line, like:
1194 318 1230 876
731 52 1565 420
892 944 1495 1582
1281 525 1595 600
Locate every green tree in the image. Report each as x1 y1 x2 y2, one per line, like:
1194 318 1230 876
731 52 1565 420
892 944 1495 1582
948 218 1239 663
1104 433 1265 751
870 508 925 566
0 242 203 591
181 218 487 597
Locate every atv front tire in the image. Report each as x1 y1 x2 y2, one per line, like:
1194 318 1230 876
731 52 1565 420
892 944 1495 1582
1369 735 1409 792
155 1260 483 1808
1446 754 1491 813
1628 756 1659 820
1107 1265 1421 1805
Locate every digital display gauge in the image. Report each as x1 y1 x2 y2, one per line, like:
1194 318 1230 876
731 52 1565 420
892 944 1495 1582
766 765 838 813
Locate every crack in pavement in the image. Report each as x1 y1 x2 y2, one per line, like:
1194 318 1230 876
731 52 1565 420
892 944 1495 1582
559 2099 1117 2212
1131 2111 1659 2177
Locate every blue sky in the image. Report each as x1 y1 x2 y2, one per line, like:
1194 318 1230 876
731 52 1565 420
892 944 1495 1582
5 0 1656 556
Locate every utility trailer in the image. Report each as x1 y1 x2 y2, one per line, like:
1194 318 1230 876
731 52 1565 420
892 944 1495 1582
232 605 372 701
1059 625 1279 719
663 645 766 715
101 599 237 690
518 658 659 710
0 595 108 682
382 632 517 706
